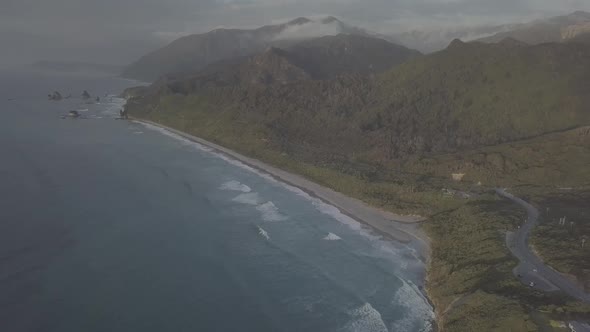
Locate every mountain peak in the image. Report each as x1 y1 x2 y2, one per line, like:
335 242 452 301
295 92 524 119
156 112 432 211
287 17 313 26
319 16 341 24
570 10 590 18
448 38 466 49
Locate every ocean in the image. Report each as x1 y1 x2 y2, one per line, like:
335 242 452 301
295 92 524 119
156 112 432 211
0 69 434 332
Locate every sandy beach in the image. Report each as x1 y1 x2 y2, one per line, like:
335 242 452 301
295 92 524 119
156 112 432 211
133 119 431 258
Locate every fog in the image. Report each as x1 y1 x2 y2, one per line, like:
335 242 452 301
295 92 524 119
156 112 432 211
271 19 343 41
2 0 590 66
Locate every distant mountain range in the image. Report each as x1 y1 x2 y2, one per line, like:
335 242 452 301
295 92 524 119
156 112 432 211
122 16 384 82
385 11 590 53
478 11 590 44
136 33 420 100
123 11 590 83
386 25 513 53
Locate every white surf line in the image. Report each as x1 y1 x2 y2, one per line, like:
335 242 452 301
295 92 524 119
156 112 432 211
323 233 342 241
258 226 270 240
133 119 429 249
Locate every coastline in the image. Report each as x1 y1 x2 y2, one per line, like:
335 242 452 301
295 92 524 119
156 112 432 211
132 117 438 330
132 119 430 250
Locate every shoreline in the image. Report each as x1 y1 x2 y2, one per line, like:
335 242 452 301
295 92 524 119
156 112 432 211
132 119 431 254
132 118 437 330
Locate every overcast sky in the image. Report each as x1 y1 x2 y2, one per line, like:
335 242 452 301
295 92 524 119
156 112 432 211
2 0 590 65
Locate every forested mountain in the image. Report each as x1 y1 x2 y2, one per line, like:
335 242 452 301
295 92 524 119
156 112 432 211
126 39 590 165
478 11 590 45
136 33 420 99
387 25 512 53
121 17 380 81
125 28 590 331
283 34 420 79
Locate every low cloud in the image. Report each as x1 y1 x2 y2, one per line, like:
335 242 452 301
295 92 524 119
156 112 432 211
271 19 343 41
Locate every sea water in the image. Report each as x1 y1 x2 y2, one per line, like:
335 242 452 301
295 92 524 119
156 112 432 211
0 69 434 331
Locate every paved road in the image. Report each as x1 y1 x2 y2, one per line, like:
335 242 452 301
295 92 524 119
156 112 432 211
570 321 590 332
497 189 590 303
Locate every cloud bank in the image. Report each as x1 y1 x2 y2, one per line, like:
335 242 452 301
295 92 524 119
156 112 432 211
1 0 590 65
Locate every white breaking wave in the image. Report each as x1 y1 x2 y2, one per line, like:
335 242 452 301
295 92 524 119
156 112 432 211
256 201 288 222
102 97 127 116
390 279 435 332
138 121 415 261
282 186 387 244
137 120 435 330
220 180 252 193
343 303 388 332
258 226 270 240
138 122 213 152
324 233 342 241
232 193 260 205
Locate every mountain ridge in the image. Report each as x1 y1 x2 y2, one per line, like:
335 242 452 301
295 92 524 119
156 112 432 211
478 11 590 44
122 16 387 81
126 39 590 162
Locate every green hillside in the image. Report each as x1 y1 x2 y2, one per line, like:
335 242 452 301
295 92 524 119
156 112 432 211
125 39 590 330
128 40 590 164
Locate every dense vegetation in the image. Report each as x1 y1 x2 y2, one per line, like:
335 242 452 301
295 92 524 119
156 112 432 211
478 11 590 45
125 38 590 330
529 191 590 292
122 17 387 81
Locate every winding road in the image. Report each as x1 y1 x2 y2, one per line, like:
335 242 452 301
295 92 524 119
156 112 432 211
497 189 590 303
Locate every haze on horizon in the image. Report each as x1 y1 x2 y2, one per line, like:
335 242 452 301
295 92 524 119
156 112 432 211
2 0 590 66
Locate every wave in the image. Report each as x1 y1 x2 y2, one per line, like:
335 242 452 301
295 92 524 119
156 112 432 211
257 226 270 240
390 279 435 332
220 180 251 193
101 96 128 115
138 122 417 261
138 122 213 152
342 303 388 332
323 233 342 241
256 201 288 222
232 192 260 205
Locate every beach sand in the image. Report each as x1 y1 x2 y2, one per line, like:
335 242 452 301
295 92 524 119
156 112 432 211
133 119 431 259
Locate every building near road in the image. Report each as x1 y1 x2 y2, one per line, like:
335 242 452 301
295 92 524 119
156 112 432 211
452 173 466 181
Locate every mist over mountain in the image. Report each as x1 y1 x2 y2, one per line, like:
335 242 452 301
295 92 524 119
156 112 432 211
387 25 514 53
478 11 590 44
127 38 590 162
122 17 381 81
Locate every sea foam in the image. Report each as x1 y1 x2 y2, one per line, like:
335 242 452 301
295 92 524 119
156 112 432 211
220 180 251 193
343 303 388 332
137 120 434 330
257 226 270 240
138 122 213 152
232 193 260 205
323 233 342 241
390 279 435 332
139 122 410 255
256 202 288 222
